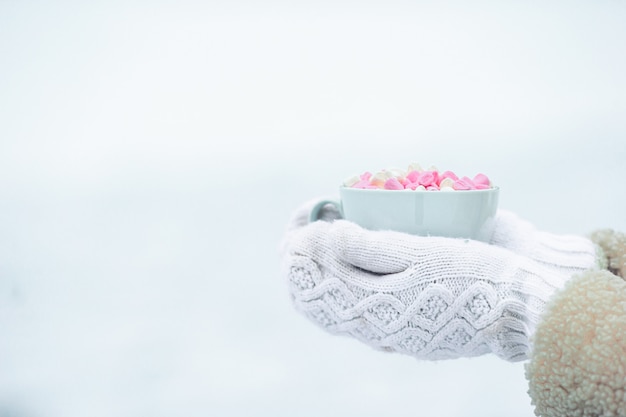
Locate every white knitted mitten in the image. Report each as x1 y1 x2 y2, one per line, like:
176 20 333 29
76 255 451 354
282 200 600 362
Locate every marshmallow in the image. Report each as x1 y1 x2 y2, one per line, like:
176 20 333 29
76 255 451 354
370 170 393 187
404 181 418 190
384 178 404 190
439 177 455 189
353 179 373 189
407 162 423 172
417 171 438 187
473 173 491 187
343 175 361 187
347 165 494 192
389 168 407 179
406 170 420 183
440 171 459 182
453 177 475 190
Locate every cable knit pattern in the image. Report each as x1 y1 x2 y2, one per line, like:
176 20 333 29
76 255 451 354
282 210 599 362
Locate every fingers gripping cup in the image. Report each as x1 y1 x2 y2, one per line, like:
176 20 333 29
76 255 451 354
309 166 500 242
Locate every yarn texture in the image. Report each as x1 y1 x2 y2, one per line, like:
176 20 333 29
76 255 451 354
282 200 599 362
525 269 626 417
590 229 626 278
525 229 626 417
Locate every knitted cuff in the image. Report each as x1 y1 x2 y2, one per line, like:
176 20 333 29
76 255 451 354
525 269 626 417
590 229 626 279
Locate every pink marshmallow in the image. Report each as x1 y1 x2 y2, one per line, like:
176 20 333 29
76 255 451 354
439 171 459 183
417 171 438 187
473 173 490 187
453 177 475 190
352 179 372 189
384 178 404 190
360 171 372 181
406 170 420 182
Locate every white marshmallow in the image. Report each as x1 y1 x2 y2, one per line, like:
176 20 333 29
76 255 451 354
439 177 455 189
407 162 423 172
343 175 361 187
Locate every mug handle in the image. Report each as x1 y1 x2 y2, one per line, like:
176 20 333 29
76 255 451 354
309 199 342 223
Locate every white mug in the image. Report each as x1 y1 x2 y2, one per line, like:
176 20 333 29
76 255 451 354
310 186 500 242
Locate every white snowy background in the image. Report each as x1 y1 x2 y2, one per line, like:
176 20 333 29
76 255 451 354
1 1 625 416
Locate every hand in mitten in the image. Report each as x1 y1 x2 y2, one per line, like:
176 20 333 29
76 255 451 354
281 198 602 362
